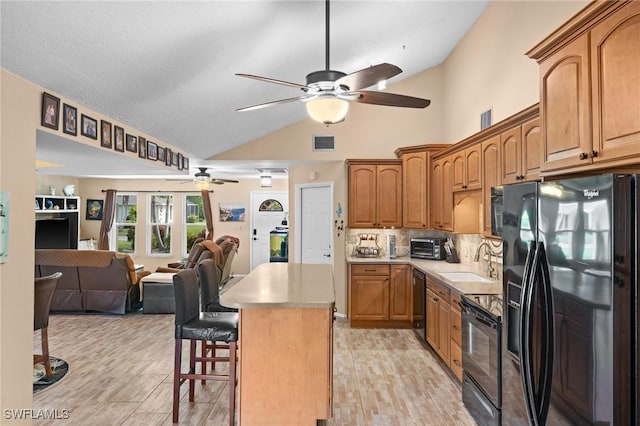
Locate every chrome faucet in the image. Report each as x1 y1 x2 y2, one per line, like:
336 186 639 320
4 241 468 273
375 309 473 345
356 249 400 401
474 241 495 278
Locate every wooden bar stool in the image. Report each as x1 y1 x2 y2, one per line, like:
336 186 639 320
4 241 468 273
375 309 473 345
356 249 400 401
34 272 62 378
172 269 238 425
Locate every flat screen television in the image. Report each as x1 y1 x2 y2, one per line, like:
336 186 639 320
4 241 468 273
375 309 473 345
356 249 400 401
35 218 71 249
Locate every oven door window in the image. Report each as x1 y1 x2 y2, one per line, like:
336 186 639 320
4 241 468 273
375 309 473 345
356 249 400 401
462 308 501 407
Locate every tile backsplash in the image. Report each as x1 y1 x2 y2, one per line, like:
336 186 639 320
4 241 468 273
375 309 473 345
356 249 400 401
346 228 503 282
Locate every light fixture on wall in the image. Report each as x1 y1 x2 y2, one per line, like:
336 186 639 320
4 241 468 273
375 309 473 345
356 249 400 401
305 95 349 125
260 175 272 188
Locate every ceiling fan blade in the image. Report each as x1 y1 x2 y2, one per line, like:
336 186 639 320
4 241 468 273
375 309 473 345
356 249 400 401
235 73 308 91
336 63 402 91
209 180 226 185
236 96 306 112
350 91 431 108
211 178 239 183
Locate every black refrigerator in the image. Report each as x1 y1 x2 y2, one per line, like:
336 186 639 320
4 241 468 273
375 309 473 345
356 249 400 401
501 174 637 425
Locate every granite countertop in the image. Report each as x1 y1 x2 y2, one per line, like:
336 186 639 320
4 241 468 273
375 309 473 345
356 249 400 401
220 262 335 309
347 255 502 295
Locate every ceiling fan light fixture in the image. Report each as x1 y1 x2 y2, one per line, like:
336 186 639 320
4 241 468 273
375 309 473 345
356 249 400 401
194 179 210 190
306 96 349 125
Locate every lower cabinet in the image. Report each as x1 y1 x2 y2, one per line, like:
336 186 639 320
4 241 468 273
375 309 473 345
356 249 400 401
350 263 411 327
426 277 463 382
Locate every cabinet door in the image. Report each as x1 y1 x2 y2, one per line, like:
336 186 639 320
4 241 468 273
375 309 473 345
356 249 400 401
351 274 389 320
482 136 501 236
402 152 428 228
376 165 402 228
522 117 542 181
450 341 463 382
465 145 482 191
591 2 640 165
426 288 438 349
452 151 466 192
389 265 411 320
500 126 522 185
348 165 377 227
540 33 592 172
449 303 462 347
430 159 443 229
437 298 451 363
442 158 454 231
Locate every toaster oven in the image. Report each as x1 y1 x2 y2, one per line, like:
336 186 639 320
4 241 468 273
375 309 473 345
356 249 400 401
410 238 447 260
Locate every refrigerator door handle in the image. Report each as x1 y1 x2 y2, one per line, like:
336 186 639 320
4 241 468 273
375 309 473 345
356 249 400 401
520 241 538 426
536 242 554 425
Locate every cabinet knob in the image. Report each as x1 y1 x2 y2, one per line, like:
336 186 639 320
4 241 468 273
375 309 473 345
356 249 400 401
590 150 598 158
579 152 589 160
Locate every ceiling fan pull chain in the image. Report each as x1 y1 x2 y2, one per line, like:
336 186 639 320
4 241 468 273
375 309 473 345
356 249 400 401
325 0 330 71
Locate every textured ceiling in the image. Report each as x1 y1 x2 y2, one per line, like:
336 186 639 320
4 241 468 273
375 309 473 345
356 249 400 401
1 0 488 178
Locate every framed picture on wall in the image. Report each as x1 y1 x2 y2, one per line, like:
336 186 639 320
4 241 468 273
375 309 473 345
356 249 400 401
182 156 189 171
157 146 166 163
126 134 137 153
177 153 183 170
62 104 77 136
138 137 146 158
41 92 60 130
165 148 172 166
85 199 104 220
80 114 98 139
113 126 125 151
101 120 112 148
147 141 158 160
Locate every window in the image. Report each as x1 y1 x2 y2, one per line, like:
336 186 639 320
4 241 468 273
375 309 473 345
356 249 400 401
148 194 173 255
184 193 206 256
112 194 137 254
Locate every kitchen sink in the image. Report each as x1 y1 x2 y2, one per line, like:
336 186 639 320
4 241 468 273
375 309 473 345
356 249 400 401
438 272 494 283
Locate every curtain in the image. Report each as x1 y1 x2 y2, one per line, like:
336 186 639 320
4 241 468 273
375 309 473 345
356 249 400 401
201 189 214 240
98 189 117 250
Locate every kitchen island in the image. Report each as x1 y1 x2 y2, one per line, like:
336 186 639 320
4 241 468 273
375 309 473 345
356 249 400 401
220 262 335 426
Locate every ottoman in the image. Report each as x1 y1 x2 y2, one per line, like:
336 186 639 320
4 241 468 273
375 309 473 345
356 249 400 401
140 273 176 314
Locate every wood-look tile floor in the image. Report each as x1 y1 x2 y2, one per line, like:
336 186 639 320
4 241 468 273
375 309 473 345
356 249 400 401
33 314 476 425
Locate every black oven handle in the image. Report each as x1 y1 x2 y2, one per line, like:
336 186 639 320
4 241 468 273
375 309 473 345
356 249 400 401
461 301 498 330
473 313 497 329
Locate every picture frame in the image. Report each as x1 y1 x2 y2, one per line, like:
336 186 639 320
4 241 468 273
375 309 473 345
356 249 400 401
165 148 172 166
138 137 146 159
41 92 60 130
177 153 183 170
182 156 189 171
219 203 246 222
157 146 166 163
101 120 112 148
147 141 158 160
80 114 98 139
62 104 77 136
114 126 125 152
126 134 137 153
171 151 179 167
85 199 104 221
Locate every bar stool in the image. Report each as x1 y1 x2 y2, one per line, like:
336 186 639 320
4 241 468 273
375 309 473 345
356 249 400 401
172 269 238 425
34 272 62 377
198 258 237 378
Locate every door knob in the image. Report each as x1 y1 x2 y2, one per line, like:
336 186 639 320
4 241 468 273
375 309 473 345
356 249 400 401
323 254 331 258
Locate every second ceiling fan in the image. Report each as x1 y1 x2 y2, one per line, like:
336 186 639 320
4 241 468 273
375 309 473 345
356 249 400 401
236 0 431 125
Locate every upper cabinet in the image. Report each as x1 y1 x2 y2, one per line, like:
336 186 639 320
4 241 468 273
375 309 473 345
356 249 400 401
348 160 402 228
396 145 448 229
501 117 542 184
431 156 454 231
452 145 481 192
528 1 640 175
482 136 501 237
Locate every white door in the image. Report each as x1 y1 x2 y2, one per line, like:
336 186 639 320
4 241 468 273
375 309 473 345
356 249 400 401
296 183 332 264
250 192 288 270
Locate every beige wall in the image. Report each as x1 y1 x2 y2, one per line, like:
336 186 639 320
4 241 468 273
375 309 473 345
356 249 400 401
1 71 39 422
443 0 588 142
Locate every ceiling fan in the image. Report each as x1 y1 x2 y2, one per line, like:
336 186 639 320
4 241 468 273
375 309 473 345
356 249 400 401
236 0 431 125
176 167 239 188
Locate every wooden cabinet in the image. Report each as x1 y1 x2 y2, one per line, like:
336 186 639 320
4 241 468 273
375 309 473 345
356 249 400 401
348 161 402 228
401 151 428 229
500 118 542 185
350 263 411 327
430 156 453 231
529 1 640 174
426 278 451 364
482 136 501 236
452 145 481 192
522 118 542 180
449 293 463 382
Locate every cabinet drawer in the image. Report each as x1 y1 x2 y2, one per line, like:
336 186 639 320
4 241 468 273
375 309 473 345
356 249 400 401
351 264 390 276
450 307 461 346
450 341 463 382
427 278 450 303
451 292 462 312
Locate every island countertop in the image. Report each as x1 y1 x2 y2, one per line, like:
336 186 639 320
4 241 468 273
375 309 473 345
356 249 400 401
220 262 335 309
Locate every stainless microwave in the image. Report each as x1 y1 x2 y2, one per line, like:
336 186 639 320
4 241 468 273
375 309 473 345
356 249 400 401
410 238 446 260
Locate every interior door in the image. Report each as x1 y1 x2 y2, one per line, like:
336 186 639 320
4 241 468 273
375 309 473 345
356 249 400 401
250 191 288 270
297 184 332 264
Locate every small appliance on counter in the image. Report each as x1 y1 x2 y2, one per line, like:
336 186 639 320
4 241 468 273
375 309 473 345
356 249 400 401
387 234 397 259
354 233 381 258
410 237 446 260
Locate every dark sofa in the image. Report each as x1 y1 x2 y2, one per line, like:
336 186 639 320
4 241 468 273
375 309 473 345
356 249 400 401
35 249 149 314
